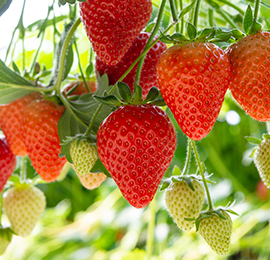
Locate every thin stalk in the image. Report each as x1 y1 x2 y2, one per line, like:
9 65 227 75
55 18 81 96
5 29 16 62
74 41 90 92
174 0 180 32
20 157 27 183
169 0 178 23
181 139 192 176
179 0 184 33
208 8 214 27
214 0 245 15
134 0 167 86
193 0 202 28
0 83 55 92
145 198 155 260
22 38 25 71
253 0 260 22
190 139 214 211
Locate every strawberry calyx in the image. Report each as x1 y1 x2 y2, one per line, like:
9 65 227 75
191 207 238 232
94 82 165 107
0 227 13 242
246 134 270 158
160 23 243 46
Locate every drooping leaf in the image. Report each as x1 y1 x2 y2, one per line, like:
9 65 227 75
243 5 253 34
91 158 111 177
187 22 197 40
178 0 196 20
0 60 36 104
0 0 12 16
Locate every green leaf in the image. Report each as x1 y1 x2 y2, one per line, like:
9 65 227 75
145 21 155 33
91 158 111 178
187 22 197 40
49 21 74 86
178 0 196 20
118 82 132 103
0 0 12 16
197 27 216 40
171 33 189 42
245 136 262 145
160 179 171 191
58 109 87 163
132 84 143 104
85 62 93 78
227 209 239 216
250 147 257 158
243 5 253 34
172 165 182 176
94 95 123 106
0 60 36 104
12 61 20 74
144 87 159 103
263 133 270 140
150 97 166 106
184 177 195 191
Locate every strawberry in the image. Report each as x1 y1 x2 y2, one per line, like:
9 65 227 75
70 140 99 176
3 184 46 237
254 137 270 188
0 227 13 255
226 30 270 121
21 99 66 182
96 32 167 98
74 166 107 190
97 104 177 208
79 0 152 66
164 178 205 231
0 138 16 192
62 80 97 97
198 210 232 256
0 92 42 156
157 42 231 140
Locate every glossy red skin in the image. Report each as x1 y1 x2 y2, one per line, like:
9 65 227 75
79 0 152 66
157 42 231 140
226 31 270 121
0 92 42 156
0 138 16 192
96 32 167 98
97 104 177 208
22 100 66 182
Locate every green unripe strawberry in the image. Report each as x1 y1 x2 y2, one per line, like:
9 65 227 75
3 184 46 237
164 178 205 231
198 210 232 256
254 138 270 188
70 140 98 176
0 227 13 255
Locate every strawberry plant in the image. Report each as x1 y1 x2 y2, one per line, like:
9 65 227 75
1 0 270 258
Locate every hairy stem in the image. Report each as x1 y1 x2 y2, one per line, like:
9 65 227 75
208 8 214 27
182 139 192 176
190 139 214 211
20 157 27 183
193 0 202 28
253 0 260 22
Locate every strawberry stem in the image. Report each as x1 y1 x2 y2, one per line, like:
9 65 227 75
169 0 179 24
216 0 245 15
190 139 214 211
181 139 192 176
146 198 156 259
208 8 214 27
134 0 167 86
253 0 260 22
20 157 27 183
74 41 90 93
193 0 202 28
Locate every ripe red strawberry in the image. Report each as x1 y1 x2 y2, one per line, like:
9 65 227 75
198 210 233 256
157 42 231 140
62 80 97 97
96 32 167 98
226 30 270 121
3 184 46 237
79 0 152 66
97 104 177 208
0 92 42 156
0 138 16 192
22 99 66 182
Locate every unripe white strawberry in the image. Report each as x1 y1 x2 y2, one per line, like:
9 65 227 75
198 210 232 256
164 179 205 231
3 184 46 237
74 167 107 190
70 140 98 176
254 138 270 188
0 227 13 255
